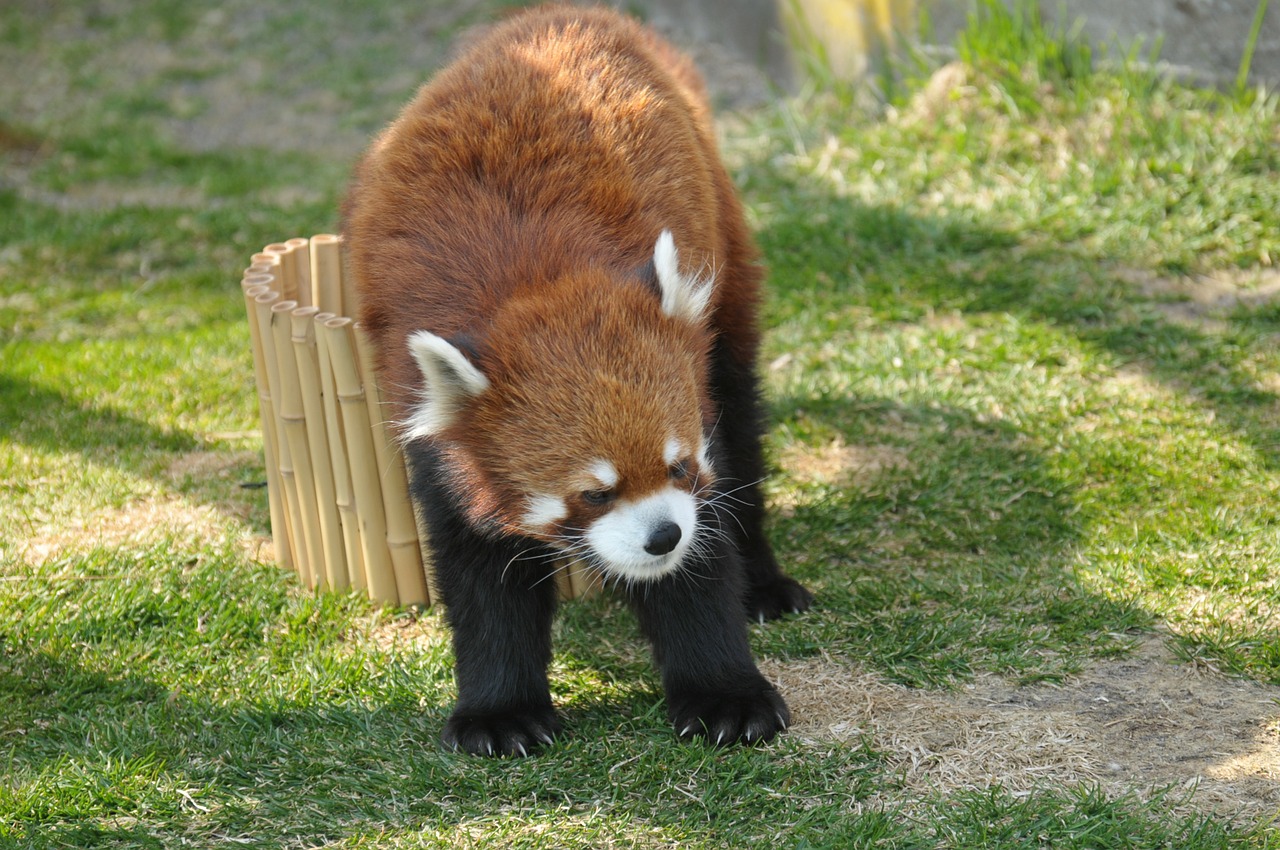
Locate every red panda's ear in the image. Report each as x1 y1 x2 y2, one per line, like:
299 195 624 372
653 230 714 324
404 330 490 439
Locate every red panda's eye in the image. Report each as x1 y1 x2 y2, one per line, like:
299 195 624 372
668 460 691 481
581 488 616 506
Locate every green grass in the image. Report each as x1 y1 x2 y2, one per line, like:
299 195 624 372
2 1 1279 847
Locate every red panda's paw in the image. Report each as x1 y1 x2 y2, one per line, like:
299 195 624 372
669 681 790 747
442 704 561 757
745 576 814 625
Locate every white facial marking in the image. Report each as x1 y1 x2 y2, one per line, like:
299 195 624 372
653 230 714 324
584 485 698 582
520 494 567 533
663 437 684 468
587 459 619 489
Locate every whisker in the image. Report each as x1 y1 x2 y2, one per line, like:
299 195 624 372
706 476 766 502
502 544 559 584
527 557 577 590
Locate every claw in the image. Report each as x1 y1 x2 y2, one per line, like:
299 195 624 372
515 742 528 758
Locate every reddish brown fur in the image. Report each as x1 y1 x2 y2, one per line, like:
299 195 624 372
438 272 712 536
345 4 763 532
343 4 812 756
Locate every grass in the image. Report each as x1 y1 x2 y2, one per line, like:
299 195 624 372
2 0 1279 847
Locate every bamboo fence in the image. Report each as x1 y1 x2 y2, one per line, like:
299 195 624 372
239 235 595 606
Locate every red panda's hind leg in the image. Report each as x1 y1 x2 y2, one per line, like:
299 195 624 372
706 336 814 623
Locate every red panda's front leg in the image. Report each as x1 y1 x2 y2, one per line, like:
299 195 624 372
624 521 790 746
406 443 562 757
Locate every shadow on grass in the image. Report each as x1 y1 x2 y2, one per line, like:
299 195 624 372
0 370 274 540
755 182 1276 680
0 373 196 459
760 188 1280 468
0 619 881 845
761 392 1149 686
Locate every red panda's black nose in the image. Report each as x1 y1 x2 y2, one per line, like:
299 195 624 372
645 521 682 556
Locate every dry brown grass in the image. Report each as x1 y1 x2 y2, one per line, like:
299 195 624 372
764 635 1280 822
9 449 265 566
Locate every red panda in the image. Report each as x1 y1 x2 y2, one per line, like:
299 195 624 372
344 4 811 757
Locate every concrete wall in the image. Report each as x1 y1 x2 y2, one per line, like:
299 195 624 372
628 0 1280 89
927 0 1279 87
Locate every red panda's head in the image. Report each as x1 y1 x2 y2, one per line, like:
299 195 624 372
403 231 720 583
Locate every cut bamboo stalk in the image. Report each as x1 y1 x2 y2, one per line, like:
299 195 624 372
309 234 344 314
566 559 597 599
322 316 400 606
261 243 289 263
253 288 307 584
263 242 301 303
291 306 349 591
554 560 574 599
285 237 311 305
314 312 368 592
241 277 291 571
353 323 431 607
251 252 281 274
270 299 324 589
339 248 359 323
406 476 439 603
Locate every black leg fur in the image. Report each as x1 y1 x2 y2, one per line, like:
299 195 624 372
707 337 814 622
407 443 561 757
624 516 788 745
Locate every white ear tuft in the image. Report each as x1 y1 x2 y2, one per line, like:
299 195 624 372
403 330 489 440
653 230 714 324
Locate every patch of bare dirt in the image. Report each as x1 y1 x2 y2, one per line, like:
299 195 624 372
1124 267 1280 331
163 448 258 484
781 438 911 489
11 450 263 565
764 635 1280 822
15 495 228 565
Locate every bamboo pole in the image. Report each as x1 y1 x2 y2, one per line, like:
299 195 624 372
251 251 280 273
291 306 349 591
338 245 359 322
241 275 291 571
309 234 344 314
554 560 574 599
270 299 324 589
321 316 400 606
353 324 431 607
406 464 440 604
566 559 597 599
285 237 311 305
314 312 368 593
262 242 300 303
253 288 308 585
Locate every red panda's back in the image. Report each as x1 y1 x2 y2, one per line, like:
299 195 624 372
345 6 761 429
